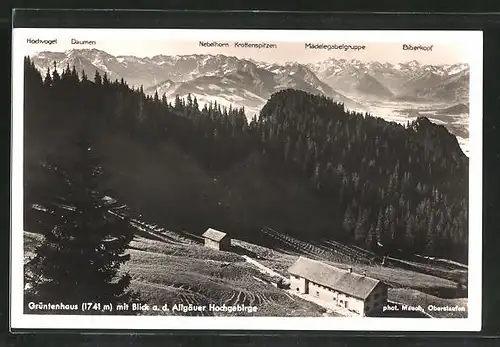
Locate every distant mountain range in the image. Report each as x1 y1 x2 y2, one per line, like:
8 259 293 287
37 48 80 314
307 58 469 103
31 49 469 120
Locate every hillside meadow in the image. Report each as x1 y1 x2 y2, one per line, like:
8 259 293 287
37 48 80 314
24 230 467 318
23 231 331 317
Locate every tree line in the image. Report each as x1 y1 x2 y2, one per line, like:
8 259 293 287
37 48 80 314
23 57 469 277
257 90 468 261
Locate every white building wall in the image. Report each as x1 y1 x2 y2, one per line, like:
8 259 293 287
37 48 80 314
204 238 220 250
308 282 335 301
347 297 364 316
294 279 366 316
290 275 308 294
289 275 385 317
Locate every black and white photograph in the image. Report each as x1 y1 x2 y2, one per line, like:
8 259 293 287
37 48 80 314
11 29 482 331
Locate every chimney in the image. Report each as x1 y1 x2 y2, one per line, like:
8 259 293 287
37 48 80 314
347 267 352 273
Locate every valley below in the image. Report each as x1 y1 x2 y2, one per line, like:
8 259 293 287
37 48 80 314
347 97 470 156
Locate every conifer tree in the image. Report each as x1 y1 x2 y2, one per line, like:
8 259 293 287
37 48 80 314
103 72 109 86
51 61 60 84
44 67 52 87
342 205 355 238
365 224 377 251
24 127 139 314
354 209 369 243
94 70 102 85
375 210 384 245
404 214 415 250
71 66 79 81
193 96 199 111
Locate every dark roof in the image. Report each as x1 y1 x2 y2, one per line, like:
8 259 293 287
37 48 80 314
288 256 382 300
202 228 228 242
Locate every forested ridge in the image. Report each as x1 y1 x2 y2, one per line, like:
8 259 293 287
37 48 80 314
23 57 469 262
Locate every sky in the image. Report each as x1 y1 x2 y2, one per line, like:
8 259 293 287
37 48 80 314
16 28 476 65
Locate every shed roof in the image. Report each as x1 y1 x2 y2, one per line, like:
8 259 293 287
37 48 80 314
202 228 228 242
288 256 382 300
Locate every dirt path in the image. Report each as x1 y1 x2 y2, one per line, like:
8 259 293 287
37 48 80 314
242 255 287 280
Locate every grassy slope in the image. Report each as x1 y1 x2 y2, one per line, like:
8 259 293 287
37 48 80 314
24 230 467 318
126 238 331 317
24 231 331 317
386 256 468 284
388 288 468 318
24 231 43 263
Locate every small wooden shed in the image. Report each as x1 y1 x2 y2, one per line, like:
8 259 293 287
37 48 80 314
202 228 231 251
